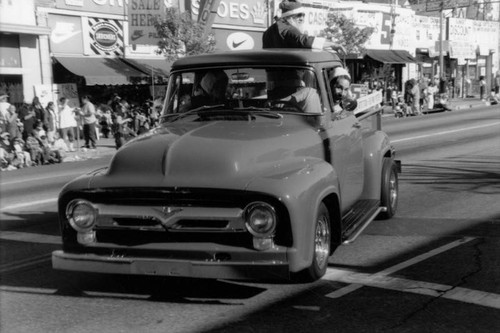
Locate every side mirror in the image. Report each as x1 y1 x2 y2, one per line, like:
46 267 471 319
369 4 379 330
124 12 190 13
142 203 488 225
341 98 357 112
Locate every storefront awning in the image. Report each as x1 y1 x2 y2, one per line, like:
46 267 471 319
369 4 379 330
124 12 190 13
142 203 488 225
0 22 51 35
122 58 171 77
365 50 416 64
54 56 148 85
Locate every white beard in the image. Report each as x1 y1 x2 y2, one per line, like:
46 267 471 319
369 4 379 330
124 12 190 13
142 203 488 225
288 19 305 34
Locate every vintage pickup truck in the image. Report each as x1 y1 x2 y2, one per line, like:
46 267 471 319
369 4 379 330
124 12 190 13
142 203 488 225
52 49 400 282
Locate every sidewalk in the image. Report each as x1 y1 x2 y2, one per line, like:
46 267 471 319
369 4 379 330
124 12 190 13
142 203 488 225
62 137 116 163
447 97 490 110
381 97 491 116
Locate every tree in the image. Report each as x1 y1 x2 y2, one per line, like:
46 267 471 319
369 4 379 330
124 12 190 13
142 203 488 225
154 7 217 61
320 13 374 54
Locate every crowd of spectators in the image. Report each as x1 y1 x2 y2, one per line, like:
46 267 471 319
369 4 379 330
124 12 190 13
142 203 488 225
0 93 163 172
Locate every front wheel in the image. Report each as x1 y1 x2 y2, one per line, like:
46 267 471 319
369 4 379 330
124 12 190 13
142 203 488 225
379 157 399 219
295 203 331 282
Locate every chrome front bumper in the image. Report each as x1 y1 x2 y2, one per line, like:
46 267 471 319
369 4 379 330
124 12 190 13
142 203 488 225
52 250 289 280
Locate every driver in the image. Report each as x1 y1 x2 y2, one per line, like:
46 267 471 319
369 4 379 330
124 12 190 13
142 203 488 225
270 69 322 114
183 70 229 111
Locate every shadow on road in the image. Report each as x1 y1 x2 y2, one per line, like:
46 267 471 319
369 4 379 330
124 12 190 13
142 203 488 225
402 156 500 194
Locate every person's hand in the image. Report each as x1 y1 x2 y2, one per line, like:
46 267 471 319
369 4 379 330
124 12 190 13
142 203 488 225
324 42 346 55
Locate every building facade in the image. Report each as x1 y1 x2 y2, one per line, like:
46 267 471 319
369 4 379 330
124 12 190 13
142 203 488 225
0 0 51 104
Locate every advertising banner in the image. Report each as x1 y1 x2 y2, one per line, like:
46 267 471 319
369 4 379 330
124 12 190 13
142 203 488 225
48 14 84 55
84 17 125 56
190 0 268 30
350 84 369 100
128 0 169 45
34 85 54 108
414 16 440 49
55 0 128 15
426 0 471 12
34 83 80 109
197 0 222 33
53 83 80 109
213 29 262 51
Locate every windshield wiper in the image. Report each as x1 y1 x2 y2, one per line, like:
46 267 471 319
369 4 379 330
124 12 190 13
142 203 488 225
165 104 226 122
233 106 283 119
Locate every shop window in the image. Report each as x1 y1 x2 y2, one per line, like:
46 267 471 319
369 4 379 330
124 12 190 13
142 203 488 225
0 33 21 67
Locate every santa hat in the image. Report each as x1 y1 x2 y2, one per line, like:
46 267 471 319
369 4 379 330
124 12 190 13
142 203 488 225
332 67 351 79
279 0 305 18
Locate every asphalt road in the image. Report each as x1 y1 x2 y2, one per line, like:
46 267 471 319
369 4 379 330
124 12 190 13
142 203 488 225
1 106 499 332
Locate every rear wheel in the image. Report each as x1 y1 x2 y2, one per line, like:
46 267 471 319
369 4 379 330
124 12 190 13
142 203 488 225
296 203 331 282
379 157 399 219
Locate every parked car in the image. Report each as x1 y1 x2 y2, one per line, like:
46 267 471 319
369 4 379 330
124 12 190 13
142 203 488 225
52 49 400 282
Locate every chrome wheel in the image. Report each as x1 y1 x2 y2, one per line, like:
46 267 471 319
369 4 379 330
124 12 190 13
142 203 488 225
314 215 330 269
389 168 398 211
379 158 399 219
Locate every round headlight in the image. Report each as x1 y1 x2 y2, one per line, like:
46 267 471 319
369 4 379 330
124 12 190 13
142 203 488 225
244 202 276 237
66 199 97 232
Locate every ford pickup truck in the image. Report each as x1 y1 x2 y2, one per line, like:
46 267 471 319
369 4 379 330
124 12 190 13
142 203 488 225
52 49 400 282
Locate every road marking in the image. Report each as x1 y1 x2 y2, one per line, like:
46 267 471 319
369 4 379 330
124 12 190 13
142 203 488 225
0 172 78 186
0 232 60 274
0 198 57 212
0 231 61 244
0 253 52 274
323 237 476 298
337 273 500 310
391 122 500 143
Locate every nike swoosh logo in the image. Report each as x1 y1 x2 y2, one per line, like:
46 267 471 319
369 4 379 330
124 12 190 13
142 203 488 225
232 40 246 48
131 31 144 41
51 30 81 44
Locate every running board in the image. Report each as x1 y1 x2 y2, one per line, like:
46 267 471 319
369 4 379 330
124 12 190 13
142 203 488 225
342 200 385 245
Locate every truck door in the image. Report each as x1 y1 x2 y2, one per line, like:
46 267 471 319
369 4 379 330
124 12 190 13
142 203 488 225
322 67 364 213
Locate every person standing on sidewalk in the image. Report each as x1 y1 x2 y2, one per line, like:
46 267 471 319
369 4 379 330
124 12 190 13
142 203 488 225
78 95 97 149
479 76 486 100
494 72 500 95
58 97 77 152
45 101 58 144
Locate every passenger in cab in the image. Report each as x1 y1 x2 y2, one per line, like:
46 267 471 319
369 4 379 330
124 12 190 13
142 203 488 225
330 67 352 113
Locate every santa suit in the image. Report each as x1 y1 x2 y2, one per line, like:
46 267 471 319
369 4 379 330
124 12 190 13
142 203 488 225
263 19 327 49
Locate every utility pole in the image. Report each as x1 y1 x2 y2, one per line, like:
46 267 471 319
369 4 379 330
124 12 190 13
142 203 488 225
439 3 445 92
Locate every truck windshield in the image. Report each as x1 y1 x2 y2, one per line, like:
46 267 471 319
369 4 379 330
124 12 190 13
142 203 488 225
160 67 322 121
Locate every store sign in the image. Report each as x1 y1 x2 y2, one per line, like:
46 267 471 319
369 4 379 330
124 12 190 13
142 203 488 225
0 0 36 25
214 29 262 51
447 18 499 55
84 18 124 55
226 31 255 50
128 0 167 45
414 16 440 49
426 0 470 12
95 23 119 48
56 0 129 15
48 14 84 54
191 0 268 29
449 41 476 59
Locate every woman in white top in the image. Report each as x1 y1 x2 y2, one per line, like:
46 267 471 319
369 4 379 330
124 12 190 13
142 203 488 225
425 82 439 110
58 97 78 152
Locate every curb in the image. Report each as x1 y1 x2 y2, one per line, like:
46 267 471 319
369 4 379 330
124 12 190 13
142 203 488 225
452 102 489 110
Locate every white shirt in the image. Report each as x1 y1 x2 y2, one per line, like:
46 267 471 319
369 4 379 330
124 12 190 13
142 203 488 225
58 104 78 129
0 101 10 121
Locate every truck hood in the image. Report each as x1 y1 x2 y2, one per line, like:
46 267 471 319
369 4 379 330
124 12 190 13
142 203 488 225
92 119 323 190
